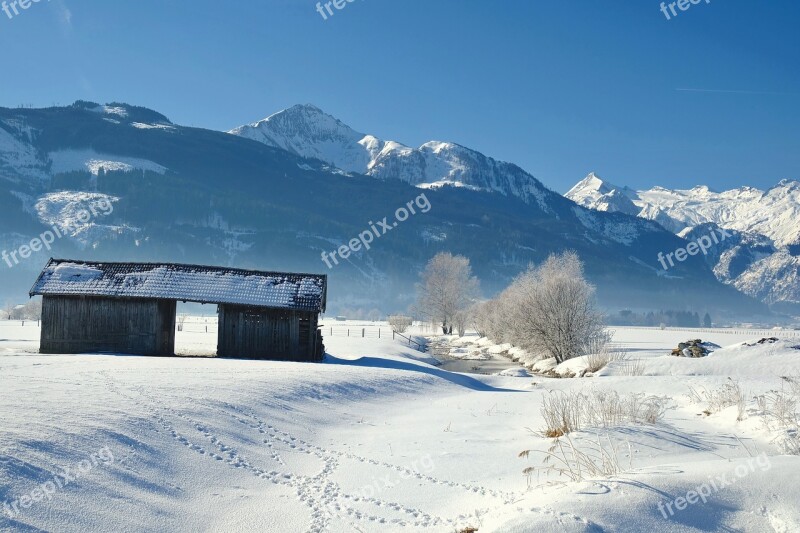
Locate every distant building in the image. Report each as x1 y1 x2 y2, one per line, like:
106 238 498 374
30 259 327 360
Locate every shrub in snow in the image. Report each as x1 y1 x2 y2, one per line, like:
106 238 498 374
388 315 413 334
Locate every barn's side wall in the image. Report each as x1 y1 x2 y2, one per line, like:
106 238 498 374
40 296 176 356
217 306 322 361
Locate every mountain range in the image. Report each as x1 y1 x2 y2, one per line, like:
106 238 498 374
230 104 551 208
0 101 775 318
567 173 800 312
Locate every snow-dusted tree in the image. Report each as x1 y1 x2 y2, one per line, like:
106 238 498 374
177 314 188 332
503 251 605 364
388 315 413 334
2 301 13 320
22 299 42 320
483 284 520 345
453 310 469 337
470 302 491 338
416 252 480 334
9 305 25 320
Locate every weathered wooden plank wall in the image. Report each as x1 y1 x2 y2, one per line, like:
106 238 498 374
40 296 176 356
217 305 321 361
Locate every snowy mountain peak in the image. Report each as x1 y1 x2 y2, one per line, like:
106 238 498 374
259 104 356 135
689 185 717 194
565 174 800 307
230 104 369 171
568 176 800 246
774 178 800 191
567 172 618 196
565 173 639 216
229 105 553 208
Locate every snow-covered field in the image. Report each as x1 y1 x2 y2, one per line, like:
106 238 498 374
2 321 800 532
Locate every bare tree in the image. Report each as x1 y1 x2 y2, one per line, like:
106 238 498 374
504 251 606 364
177 314 188 332
22 299 42 320
416 252 480 335
453 310 469 337
10 305 25 321
479 285 518 344
2 301 14 321
388 315 413 334
470 302 490 338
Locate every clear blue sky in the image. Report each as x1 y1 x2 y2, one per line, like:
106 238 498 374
1 0 798 193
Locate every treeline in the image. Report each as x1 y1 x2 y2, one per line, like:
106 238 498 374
609 309 712 328
2 300 42 321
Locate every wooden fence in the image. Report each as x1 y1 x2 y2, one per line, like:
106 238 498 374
615 326 800 338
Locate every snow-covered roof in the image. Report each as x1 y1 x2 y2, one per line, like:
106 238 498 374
30 259 327 312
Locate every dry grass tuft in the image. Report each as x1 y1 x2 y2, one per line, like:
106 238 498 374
521 431 633 485
688 378 747 421
539 389 666 438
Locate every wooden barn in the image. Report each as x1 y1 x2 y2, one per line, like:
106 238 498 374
29 259 327 360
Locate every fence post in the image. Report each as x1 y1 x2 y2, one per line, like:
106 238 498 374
393 331 395 340
347 329 350 337
362 328 365 338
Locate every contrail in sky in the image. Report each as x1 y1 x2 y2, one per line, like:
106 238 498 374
676 88 798 96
